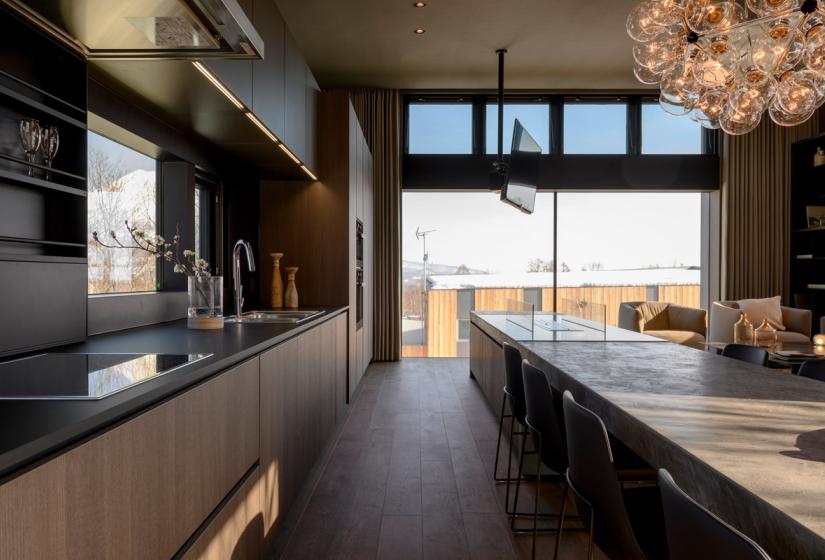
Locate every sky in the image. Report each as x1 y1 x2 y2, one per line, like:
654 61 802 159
403 102 703 273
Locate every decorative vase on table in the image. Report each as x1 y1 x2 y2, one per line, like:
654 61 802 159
187 276 224 330
733 312 754 345
270 252 284 308
754 319 778 348
284 267 299 308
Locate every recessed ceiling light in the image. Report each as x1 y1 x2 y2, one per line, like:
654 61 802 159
413 2 426 7
414 28 426 34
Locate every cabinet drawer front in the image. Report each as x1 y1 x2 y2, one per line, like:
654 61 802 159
180 467 263 560
0 357 260 560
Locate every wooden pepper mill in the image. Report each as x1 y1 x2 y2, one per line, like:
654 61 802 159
270 253 284 308
284 266 299 308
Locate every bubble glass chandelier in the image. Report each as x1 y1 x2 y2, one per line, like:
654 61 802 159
628 0 825 134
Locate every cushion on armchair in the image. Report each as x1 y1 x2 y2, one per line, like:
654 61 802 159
636 302 670 331
737 296 785 330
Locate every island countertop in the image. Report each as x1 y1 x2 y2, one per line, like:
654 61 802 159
472 311 825 560
0 307 348 480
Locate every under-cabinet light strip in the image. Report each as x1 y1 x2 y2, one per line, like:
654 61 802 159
192 61 244 110
279 143 301 165
192 60 319 180
300 165 318 181
244 111 280 144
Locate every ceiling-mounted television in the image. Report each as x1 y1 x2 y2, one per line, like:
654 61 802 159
501 118 541 214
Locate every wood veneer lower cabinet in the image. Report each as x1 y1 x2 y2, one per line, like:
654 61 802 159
0 357 260 560
469 322 505 409
259 312 348 543
180 467 264 560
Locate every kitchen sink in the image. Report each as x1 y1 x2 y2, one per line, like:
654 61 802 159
226 310 323 324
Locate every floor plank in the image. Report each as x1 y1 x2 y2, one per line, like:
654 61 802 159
280 358 604 560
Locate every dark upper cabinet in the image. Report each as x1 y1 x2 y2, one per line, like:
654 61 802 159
252 0 286 139
285 30 307 164
205 0 254 108
305 69 320 173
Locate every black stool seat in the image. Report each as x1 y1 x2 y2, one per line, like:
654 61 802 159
658 469 770 560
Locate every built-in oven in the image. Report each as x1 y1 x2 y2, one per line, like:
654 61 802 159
356 220 364 329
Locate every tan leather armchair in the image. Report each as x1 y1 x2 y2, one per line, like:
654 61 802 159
708 301 811 344
618 302 707 349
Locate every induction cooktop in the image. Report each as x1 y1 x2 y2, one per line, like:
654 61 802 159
0 353 212 400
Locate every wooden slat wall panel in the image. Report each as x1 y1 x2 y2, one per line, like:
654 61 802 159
557 286 647 327
474 288 525 311
427 289 457 357
659 285 701 309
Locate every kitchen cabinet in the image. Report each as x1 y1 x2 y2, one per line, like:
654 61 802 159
259 92 373 401
180 467 263 560
205 0 254 108
0 357 260 560
469 321 504 408
305 69 320 172
284 30 307 164
0 311 349 558
259 312 347 543
251 0 286 139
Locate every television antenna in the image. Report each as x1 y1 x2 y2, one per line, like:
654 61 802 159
415 227 436 347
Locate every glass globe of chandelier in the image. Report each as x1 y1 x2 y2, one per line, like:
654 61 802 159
628 0 825 134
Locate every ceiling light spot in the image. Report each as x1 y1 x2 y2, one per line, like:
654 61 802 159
413 2 427 7
414 28 426 34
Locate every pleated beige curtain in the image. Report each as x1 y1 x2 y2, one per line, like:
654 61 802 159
349 89 402 361
721 112 823 302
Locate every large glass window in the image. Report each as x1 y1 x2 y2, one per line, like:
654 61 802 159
642 103 703 154
408 103 473 154
87 131 157 294
402 191 554 357
402 191 703 357
556 192 702 325
485 103 550 154
564 103 627 154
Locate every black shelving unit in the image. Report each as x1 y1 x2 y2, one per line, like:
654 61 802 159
790 134 825 331
0 6 88 356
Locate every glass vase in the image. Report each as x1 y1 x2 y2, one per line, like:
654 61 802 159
187 276 224 330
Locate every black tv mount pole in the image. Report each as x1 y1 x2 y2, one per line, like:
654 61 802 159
492 48 508 181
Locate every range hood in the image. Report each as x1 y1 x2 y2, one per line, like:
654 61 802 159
2 0 263 60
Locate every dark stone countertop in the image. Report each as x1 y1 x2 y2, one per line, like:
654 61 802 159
472 312 825 560
0 307 347 481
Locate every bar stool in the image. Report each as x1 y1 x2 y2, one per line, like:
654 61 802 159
658 469 771 559
518 360 578 560
492 343 532 515
559 391 666 560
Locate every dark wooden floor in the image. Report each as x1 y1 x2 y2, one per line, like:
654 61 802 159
279 358 604 559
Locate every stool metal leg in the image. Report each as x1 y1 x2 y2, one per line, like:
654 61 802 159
553 480 569 560
530 431 543 560
493 392 509 482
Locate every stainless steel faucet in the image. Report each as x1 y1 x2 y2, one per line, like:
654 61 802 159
232 239 256 317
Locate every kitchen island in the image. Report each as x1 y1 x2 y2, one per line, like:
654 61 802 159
471 311 825 560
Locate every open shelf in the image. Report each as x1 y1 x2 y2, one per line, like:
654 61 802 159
0 152 85 182
0 236 86 248
0 81 86 129
0 253 86 264
0 168 86 197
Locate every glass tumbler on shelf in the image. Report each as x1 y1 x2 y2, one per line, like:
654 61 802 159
40 126 59 180
18 119 41 177
187 275 224 330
